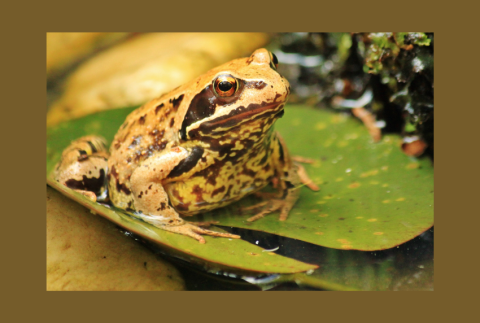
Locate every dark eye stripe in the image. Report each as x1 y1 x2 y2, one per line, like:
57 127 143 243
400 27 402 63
271 52 278 66
180 85 217 140
87 141 98 153
269 52 279 70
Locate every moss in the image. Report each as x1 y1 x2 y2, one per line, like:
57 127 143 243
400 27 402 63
275 32 434 158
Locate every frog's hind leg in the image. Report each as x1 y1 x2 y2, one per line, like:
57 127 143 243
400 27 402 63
53 136 110 202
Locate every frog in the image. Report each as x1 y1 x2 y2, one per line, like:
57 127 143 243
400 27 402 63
53 48 319 243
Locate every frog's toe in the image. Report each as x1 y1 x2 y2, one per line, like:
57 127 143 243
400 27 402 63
246 199 293 222
240 192 284 213
180 227 207 244
191 225 241 241
163 223 240 243
240 200 269 212
296 163 320 191
187 220 219 228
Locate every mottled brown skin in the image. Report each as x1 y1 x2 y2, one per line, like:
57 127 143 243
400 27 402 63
53 136 109 201
54 49 317 243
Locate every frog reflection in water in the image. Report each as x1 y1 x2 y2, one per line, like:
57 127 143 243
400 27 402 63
53 48 319 243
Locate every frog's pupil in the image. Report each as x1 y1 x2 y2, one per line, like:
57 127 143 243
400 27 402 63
219 81 233 92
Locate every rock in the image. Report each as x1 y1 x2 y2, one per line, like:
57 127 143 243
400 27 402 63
47 186 185 291
47 32 129 80
47 32 270 126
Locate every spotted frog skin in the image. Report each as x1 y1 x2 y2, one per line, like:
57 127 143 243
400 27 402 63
53 49 318 243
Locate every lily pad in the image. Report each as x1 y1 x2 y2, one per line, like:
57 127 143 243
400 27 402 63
47 179 317 275
210 106 434 251
47 104 433 261
46 109 318 275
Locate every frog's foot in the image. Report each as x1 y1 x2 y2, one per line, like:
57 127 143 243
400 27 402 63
246 198 296 222
162 222 240 244
138 213 240 243
296 163 320 191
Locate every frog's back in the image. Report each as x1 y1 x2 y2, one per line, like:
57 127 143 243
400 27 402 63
107 86 189 209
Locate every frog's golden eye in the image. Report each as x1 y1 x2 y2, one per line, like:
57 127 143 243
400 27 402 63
213 75 238 97
269 52 279 70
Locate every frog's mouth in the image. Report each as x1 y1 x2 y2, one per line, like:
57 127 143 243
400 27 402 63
274 108 285 119
187 101 284 138
213 102 283 127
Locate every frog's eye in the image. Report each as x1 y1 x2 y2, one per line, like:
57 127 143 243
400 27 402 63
269 52 279 70
213 75 238 97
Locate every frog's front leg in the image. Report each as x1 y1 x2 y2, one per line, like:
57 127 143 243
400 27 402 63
130 147 240 243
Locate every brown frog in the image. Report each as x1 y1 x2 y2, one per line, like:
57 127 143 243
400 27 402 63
53 48 318 243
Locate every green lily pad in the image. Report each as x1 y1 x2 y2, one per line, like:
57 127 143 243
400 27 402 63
47 104 433 260
209 106 434 251
47 180 317 275
46 108 318 275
